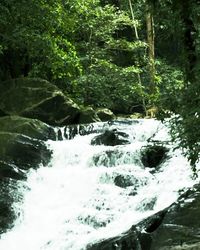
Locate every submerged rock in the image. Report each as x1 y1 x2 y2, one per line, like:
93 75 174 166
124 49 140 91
141 144 169 169
91 129 130 146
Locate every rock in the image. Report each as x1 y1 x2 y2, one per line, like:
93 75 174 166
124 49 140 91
0 161 26 180
114 174 148 190
92 150 124 167
96 108 115 122
87 209 168 250
129 113 144 119
91 150 140 168
87 229 141 250
91 129 130 146
0 78 81 126
0 179 22 233
0 132 52 171
149 185 200 249
0 109 7 117
141 144 169 169
78 107 100 124
114 175 137 188
0 116 56 141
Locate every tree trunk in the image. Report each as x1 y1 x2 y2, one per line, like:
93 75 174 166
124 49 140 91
146 1 155 94
179 0 197 85
128 0 147 114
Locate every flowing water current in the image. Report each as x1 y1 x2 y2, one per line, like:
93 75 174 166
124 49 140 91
0 119 199 250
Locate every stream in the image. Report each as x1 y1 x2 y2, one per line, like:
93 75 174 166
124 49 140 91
0 119 198 250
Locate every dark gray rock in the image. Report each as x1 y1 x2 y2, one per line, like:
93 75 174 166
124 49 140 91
0 161 26 180
91 129 130 146
141 144 169 169
0 132 52 171
149 185 200 249
114 175 137 188
0 179 22 234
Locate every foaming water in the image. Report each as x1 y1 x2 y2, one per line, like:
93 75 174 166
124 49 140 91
0 119 199 250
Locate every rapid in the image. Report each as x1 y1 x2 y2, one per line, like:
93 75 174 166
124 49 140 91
0 119 199 250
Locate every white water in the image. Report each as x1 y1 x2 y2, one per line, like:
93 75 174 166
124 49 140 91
0 119 199 250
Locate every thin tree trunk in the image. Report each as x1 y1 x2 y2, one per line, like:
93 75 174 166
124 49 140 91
128 0 147 114
146 2 155 94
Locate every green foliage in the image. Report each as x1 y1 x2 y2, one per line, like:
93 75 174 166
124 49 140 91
73 60 144 113
70 2 147 112
155 60 184 112
0 0 81 83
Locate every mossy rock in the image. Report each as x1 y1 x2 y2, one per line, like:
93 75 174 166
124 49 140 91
0 78 81 126
96 108 115 121
0 132 52 170
0 116 56 141
79 107 100 124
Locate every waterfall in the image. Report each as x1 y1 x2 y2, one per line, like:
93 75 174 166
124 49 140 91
0 119 198 250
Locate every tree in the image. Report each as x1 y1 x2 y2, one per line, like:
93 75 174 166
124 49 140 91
72 2 147 113
146 0 155 94
0 0 81 86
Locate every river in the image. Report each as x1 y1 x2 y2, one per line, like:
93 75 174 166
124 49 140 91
0 119 198 250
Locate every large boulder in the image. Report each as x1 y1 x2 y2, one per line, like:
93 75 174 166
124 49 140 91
0 132 52 171
0 78 95 126
141 144 169 169
0 116 56 141
91 129 130 146
87 185 200 250
149 185 200 249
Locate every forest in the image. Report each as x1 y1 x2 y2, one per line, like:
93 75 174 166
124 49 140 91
0 0 199 166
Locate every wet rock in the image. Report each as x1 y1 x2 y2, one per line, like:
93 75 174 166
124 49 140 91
0 132 52 171
141 144 169 169
140 209 168 233
91 129 130 146
114 173 148 190
0 179 22 233
114 175 137 188
64 122 104 140
92 150 131 168
0 161 26 180
149 185 200 249
96 108 115 122
136 197 157 211
0 116 56 141
87 229 141 250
